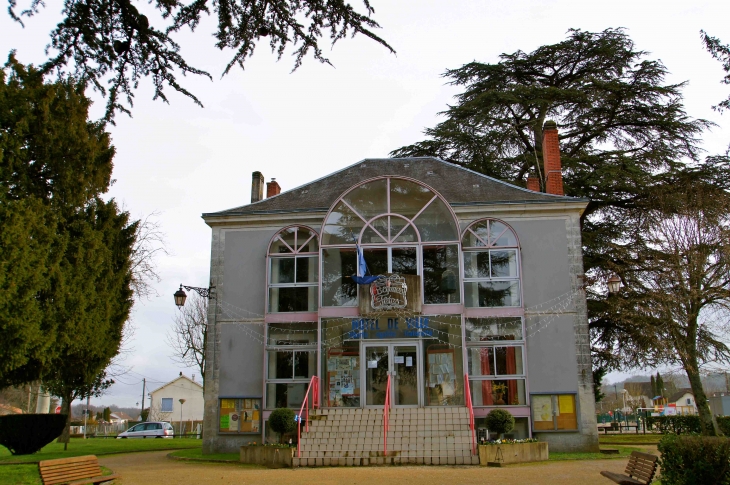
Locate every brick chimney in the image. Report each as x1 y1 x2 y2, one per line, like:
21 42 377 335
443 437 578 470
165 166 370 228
526 175 540 192
266 178 281 198
251 171 264 203
542 120 564 195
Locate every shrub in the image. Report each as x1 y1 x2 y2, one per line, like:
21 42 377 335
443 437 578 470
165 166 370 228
647 415 730 435
658 434 730 485
0 414 67 455
485 409 515 438
268 408 296 443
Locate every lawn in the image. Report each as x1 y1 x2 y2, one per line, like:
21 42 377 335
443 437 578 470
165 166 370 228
0 438 202 464
599 434 662 445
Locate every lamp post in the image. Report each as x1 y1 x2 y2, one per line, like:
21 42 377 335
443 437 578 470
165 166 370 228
607 274 621 294
179 399 186 437
174 284 215 308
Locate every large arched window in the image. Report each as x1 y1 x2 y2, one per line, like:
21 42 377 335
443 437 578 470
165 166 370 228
461 219 521 308
321 177 460 307
267 226 319 313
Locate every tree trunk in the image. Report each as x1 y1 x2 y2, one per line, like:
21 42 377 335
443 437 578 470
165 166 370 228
56 391 73 449
685 360 721 436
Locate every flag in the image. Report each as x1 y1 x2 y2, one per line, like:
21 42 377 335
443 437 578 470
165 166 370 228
351 243 382 285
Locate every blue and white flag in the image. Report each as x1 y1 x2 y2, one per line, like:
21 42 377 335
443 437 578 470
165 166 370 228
351 243 381 285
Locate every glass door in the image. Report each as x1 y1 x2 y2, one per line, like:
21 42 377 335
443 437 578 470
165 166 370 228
363 342 420 407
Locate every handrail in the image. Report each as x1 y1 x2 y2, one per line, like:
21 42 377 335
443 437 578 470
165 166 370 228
296 375 319 458
464 374 476 455
383 374 392 456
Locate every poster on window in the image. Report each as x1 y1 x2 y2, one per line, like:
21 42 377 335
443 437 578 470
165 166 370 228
532 395 553 424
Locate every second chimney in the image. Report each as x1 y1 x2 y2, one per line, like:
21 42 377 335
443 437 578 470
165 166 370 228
542 120 564 196
251 171 264 203
266 178 281 198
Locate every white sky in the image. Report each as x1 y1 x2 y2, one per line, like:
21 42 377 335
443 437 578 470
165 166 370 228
2 0 729 408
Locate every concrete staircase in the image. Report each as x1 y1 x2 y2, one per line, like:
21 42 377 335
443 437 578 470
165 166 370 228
293 407 479 466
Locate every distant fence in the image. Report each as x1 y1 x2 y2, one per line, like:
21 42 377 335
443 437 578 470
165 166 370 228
70 420 204 438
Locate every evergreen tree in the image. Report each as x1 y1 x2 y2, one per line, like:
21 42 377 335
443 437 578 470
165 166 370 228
650 375 656 397
701 31 730 112
6 0 393 121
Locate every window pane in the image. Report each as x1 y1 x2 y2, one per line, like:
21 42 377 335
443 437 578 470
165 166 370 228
391 247 418 275
531 395 555 430
494 346 524 375
361 225 386 244
322 248 357 306
297 229 318 253
267 322 317 346
295 257 318 283
270 235 294 254
464 281 521 307
362 247 388 275
271 257 295 284
413 198 458 242
161 398 173 412
462 221 490 247
423 245 460 304
268 287 317 312
463 251 490 279
423 317 464 406
490 250 518 278
266 383 307 409
322 341 361 407
294 351 316 379
467 347 495 377
557 394 578 430
490 221 518 247
470 379 526 406
465 317 523 341
323 202 365 245
393 224 418 243
390 179 434 219
268 349 293 379
476 416 529 441
342 179 388 221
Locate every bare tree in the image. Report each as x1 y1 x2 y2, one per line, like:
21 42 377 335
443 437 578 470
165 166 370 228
167 292 207 386
146 402 172 423
130 211 168 301
609 173 730 435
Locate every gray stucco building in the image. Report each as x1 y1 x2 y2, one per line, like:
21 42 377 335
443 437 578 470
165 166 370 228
199 124 599 457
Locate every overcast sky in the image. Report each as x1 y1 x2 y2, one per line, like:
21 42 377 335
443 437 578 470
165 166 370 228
2 0 729 409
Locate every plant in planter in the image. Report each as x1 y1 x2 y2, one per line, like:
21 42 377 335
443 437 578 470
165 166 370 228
486 408 515 440
268 408 296 444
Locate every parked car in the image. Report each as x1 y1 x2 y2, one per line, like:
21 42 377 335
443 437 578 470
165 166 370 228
117 421 174 439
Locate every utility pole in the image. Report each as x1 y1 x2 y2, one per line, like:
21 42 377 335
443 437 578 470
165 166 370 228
83 396 89 439
141 379 146 421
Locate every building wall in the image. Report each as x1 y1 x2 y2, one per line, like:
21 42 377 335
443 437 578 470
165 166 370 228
150 378 204 422
202 208 598 453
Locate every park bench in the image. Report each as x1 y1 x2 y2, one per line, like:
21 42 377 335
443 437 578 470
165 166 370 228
600 451 658 485
39 455 119 485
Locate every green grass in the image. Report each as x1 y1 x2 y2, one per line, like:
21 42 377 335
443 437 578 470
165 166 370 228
168 448 242 462
599 434 662 445
549 446 644 461
0 438 202 464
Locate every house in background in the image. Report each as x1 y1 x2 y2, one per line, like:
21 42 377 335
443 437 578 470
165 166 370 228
149 372 204 422
666 389 697 415
109 411 134 424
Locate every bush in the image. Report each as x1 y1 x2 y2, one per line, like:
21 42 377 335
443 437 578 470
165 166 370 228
0 414 67 455
485 409 515 438
268 408 296 442
646 415 730 435
658 434 730 485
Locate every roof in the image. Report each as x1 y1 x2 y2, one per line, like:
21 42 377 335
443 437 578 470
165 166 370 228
110 411 134 421
667 389 694 403
203 157 587 218
149 374 203 395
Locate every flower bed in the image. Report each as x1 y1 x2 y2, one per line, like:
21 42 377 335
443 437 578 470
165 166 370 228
240 444 294 468
478 441 548 465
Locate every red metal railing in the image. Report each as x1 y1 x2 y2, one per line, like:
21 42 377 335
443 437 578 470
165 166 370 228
297 375 319 458
464 374 476 455
383 374 392 456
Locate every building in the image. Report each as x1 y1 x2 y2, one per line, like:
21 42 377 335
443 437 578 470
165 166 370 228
148 373 204 422
108 411 134 424
200 122 599 456
666 389 697 415
710 392 730 416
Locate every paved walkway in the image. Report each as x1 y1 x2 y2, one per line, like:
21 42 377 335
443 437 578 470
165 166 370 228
98 449 654 485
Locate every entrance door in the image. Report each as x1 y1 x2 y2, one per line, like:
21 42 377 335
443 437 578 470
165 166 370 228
363 343 420 407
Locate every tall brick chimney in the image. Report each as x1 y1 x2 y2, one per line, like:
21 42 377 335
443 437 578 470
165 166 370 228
266 178 281 198
526 175 540 192
251 171 264 203
542 120 564 196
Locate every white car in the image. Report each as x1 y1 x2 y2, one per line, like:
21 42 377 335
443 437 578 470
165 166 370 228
116 421 174 439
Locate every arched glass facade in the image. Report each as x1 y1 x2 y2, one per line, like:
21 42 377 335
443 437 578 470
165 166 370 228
267 225 319 313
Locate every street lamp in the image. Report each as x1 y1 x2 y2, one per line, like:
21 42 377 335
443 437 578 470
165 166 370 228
174 284 215 308
607 274 622 294
179 399 186 437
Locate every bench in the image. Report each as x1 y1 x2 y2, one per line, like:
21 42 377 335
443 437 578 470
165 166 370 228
600 451 658 485
39 455 119 485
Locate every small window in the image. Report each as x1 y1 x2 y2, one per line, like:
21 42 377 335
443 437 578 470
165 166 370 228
686 398 691 405
161 398 173 412
531 394 578 431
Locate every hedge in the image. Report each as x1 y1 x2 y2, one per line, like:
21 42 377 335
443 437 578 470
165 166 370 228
646 415 730 435
0 414 67 455
658 434 730 485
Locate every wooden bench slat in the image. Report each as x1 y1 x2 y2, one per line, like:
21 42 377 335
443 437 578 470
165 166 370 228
39 455 118 485
601 451 658 485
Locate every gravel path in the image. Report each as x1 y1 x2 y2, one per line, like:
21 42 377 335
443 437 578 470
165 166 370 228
98 449 658 485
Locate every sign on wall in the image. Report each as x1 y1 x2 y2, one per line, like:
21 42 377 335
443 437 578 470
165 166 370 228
358 274 421 315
